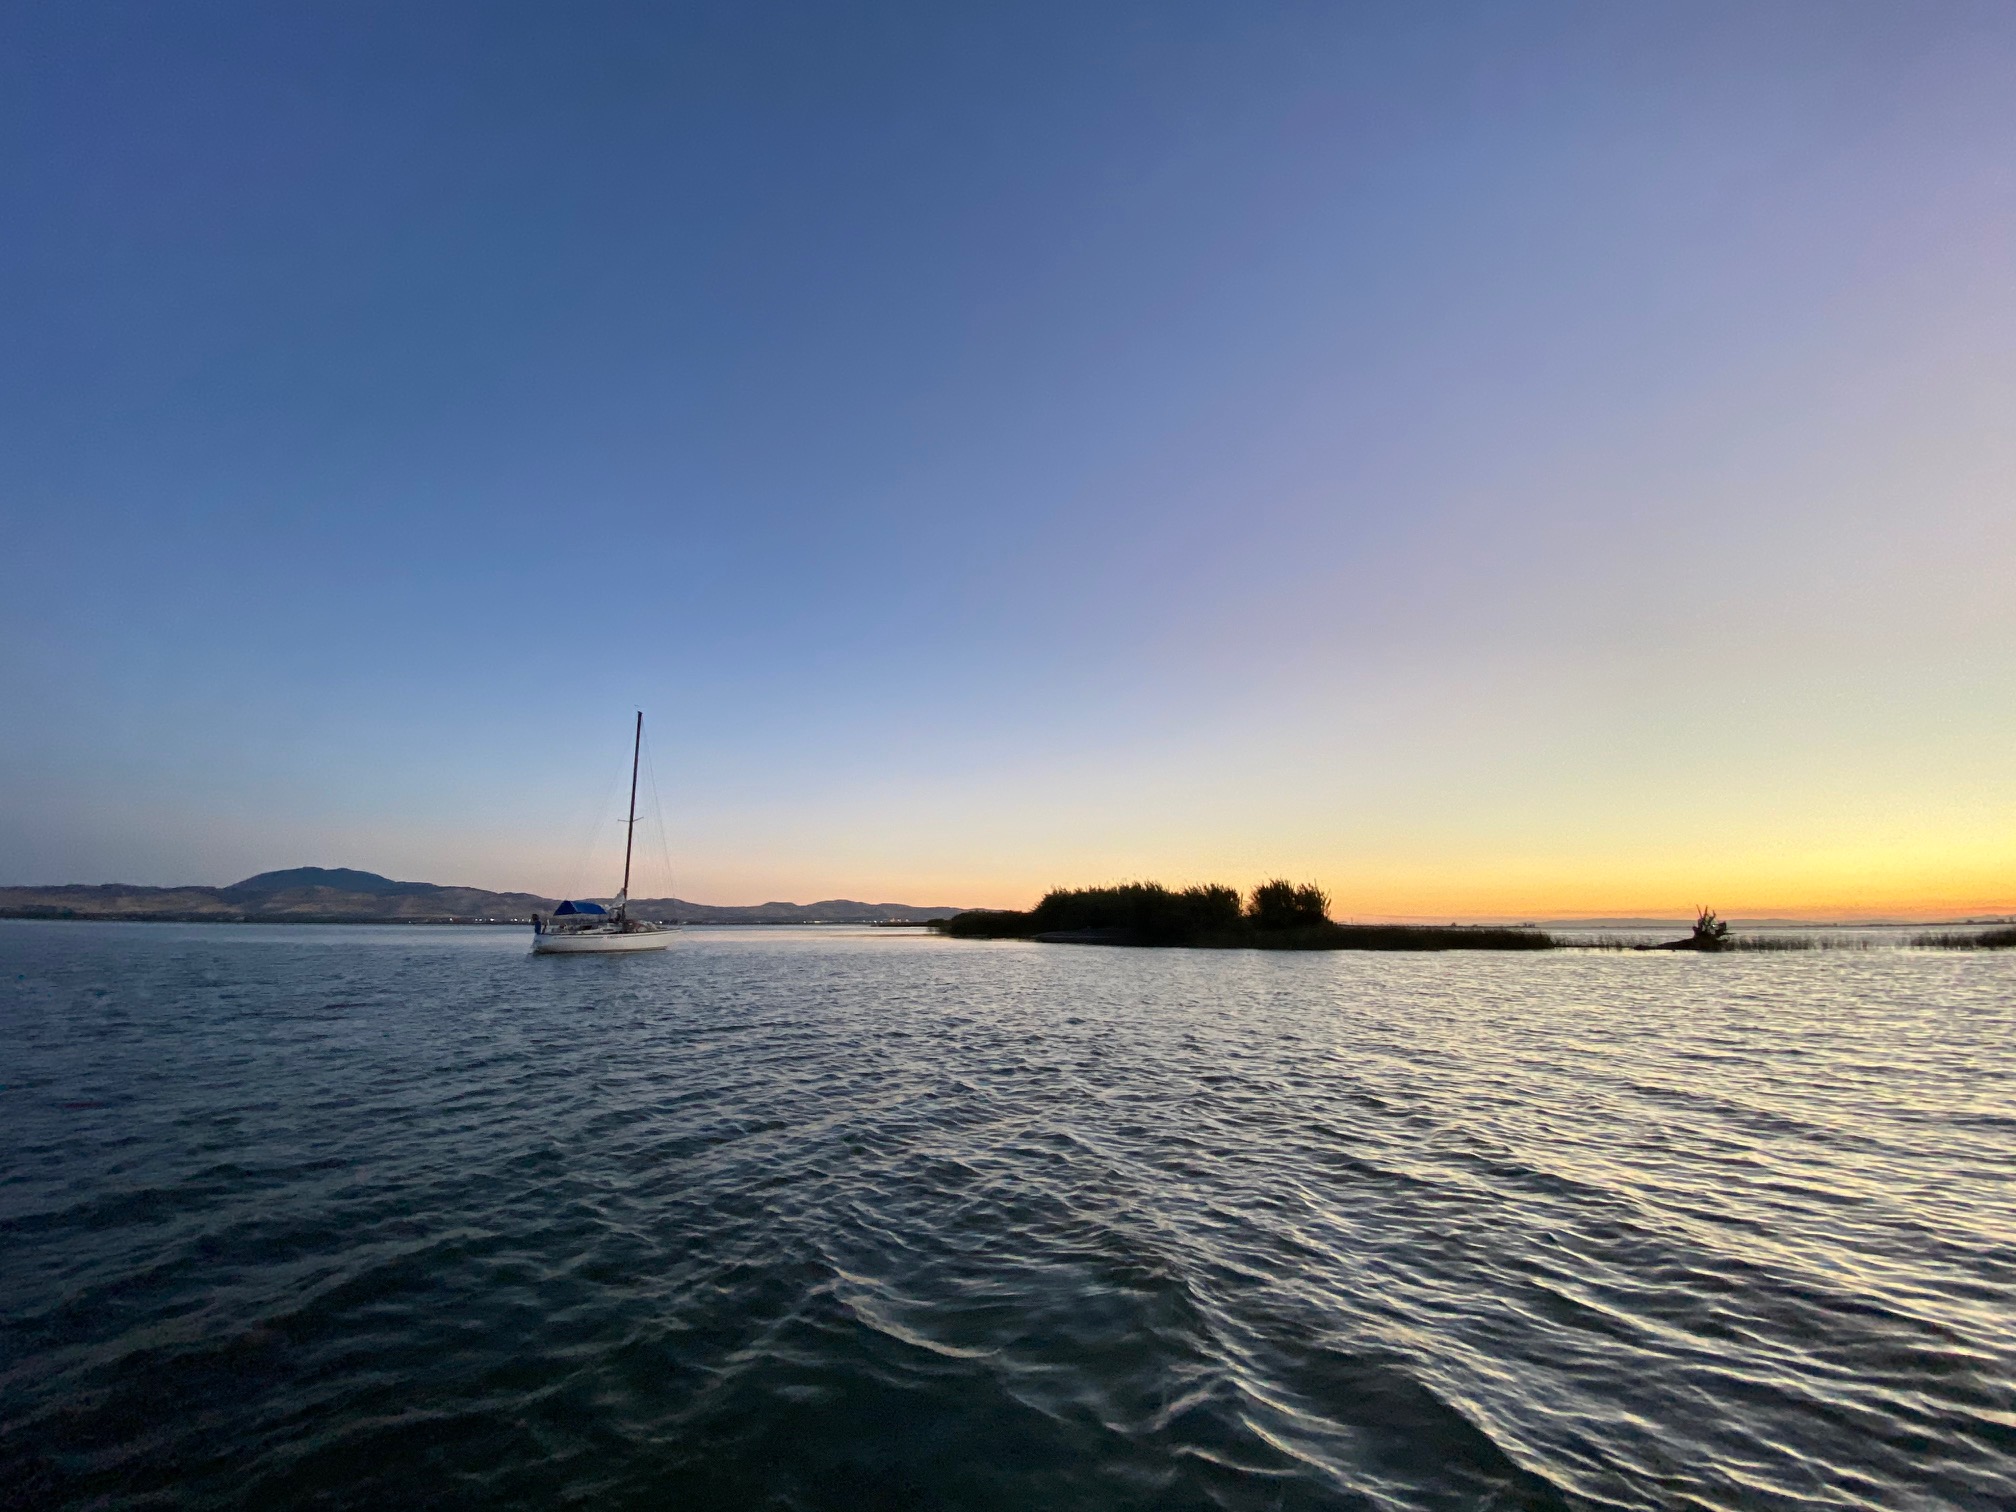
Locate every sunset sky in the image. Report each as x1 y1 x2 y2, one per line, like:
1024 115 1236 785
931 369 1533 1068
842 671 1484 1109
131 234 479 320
4 2 2012 918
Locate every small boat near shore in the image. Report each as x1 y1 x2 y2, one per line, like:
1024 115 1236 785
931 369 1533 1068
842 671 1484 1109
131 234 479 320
532 713 673 955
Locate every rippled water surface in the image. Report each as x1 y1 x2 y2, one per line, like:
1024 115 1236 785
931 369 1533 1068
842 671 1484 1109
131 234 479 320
3 921 2012 1510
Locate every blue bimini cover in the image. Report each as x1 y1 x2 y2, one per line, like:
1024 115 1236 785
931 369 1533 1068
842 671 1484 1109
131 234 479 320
554 899 607 916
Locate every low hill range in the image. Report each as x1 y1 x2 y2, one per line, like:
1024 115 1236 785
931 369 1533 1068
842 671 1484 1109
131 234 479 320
0 867 966 926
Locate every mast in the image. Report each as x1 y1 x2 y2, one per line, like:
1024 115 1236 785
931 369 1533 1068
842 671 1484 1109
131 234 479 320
619 710 642 915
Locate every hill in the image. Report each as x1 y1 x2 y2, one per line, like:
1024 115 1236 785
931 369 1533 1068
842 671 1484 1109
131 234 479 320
223 867 443 898
0 870 966 925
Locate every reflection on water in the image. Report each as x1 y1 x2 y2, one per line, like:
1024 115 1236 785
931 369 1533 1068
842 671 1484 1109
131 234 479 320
2 921 2011 1510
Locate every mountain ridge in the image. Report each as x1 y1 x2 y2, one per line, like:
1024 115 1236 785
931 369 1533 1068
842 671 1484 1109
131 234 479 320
0 870 966 925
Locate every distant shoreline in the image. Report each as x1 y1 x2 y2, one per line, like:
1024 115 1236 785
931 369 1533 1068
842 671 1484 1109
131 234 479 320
0 867 965 928
0 912 946 928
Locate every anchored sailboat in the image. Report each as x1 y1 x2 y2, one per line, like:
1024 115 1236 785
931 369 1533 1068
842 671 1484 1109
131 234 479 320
532 713 675 954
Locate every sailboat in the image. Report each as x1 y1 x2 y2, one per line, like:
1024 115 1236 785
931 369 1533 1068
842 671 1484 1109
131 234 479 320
531 713 675 954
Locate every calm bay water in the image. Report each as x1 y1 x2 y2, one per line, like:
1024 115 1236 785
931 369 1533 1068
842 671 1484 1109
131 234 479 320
2 921 2011 1510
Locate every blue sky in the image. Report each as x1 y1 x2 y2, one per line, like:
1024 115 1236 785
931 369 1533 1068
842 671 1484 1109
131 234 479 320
4 2 2013 914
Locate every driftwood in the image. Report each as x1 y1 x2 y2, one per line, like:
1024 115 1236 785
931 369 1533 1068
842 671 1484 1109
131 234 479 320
1639 907 1733 952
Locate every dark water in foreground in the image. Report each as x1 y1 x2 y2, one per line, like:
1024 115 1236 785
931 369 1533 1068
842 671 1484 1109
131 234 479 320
3 922 2012 1511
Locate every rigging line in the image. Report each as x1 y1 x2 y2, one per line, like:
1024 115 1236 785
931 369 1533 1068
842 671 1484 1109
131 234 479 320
557 758 624 905
621 710 642 903
647 725 675 898
640 722 677 910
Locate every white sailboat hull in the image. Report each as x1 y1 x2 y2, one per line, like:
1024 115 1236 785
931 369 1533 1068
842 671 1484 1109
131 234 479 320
531 929 673 954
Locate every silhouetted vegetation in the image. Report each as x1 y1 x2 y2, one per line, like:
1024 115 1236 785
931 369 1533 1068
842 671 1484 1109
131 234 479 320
1249 879 1332 931
1038 882 1245 943
937 881 1556 951
1249 922 1556 951
939 883 1238 944
1911 925 2016 949
938 909 1040 939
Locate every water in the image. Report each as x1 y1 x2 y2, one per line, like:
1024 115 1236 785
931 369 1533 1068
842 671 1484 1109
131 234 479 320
3 921 2011 1511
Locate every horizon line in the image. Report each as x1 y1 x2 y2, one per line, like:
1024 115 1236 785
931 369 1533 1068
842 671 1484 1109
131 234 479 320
4 868 2012 925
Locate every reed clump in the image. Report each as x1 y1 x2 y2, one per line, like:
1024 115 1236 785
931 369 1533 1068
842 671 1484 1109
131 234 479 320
938 881 1556 951
1910 925 2016 949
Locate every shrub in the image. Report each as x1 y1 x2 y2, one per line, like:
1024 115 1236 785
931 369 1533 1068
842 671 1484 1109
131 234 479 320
938 909 1036 938
1248 879 1331 930
1027 881 1242 943
940 880 1555 951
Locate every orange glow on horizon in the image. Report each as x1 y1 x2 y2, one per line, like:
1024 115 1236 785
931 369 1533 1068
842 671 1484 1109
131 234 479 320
900 855 2016 924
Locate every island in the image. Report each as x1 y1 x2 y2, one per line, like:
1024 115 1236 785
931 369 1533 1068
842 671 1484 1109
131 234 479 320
937 881 1556 950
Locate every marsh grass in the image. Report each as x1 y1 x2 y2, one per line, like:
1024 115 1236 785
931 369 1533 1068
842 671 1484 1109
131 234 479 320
1222 922 1556 952
1562 933 1868 952
1911 926 2016 949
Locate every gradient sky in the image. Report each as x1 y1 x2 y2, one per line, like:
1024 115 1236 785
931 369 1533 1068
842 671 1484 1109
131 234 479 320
4 2 2013 917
